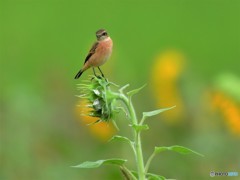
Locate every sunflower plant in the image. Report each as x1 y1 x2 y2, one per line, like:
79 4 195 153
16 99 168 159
73 76 203 180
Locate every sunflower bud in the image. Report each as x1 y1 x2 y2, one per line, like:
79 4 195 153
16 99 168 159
77 77 119 123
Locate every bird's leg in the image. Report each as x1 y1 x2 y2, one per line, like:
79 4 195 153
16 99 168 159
98 67 105 77
92 67 101 79
92 67 97 76
97 67 107 81
91 68 97 80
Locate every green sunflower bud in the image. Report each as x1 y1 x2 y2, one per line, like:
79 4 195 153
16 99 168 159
77 76 119 123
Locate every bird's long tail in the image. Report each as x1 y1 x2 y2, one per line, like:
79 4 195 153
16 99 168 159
74 69 83 79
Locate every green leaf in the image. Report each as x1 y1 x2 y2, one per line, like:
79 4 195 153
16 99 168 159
155 145 204 157
131 124 149 132
108 82 119 87
140 106 176 124
109 135 132 144
147 173 166 180
127 84 146 97
154 146 169 153
143 106 176 119
109 135 136 154
119 84 130 93
72 159 127 168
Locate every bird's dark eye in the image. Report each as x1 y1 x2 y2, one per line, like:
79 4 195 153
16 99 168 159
103 32 107 36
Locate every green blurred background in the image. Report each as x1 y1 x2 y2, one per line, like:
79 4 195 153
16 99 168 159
1 0 240 179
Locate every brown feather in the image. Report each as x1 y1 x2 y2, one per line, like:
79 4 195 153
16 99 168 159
84 42 99 64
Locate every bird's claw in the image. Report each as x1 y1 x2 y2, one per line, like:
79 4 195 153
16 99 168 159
91 75 107 82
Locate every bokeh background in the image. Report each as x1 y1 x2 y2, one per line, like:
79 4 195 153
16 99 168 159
1 0 240 179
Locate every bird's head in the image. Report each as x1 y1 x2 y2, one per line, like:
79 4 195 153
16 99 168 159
96 29 109 41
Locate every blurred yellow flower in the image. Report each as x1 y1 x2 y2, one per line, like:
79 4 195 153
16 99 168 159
150 50 185 124
212 92 240 136
75 100 116 142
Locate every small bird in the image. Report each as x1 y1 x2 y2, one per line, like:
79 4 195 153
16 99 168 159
74 29 113 79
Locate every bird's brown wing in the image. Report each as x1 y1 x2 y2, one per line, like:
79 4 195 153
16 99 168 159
84 42 99 64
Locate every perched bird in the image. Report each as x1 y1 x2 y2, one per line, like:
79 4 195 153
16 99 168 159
74 29 113 79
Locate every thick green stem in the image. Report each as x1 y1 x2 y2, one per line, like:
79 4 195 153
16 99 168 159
119 94 145 180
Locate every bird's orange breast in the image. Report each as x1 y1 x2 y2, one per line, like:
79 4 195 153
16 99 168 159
90 38 113 67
